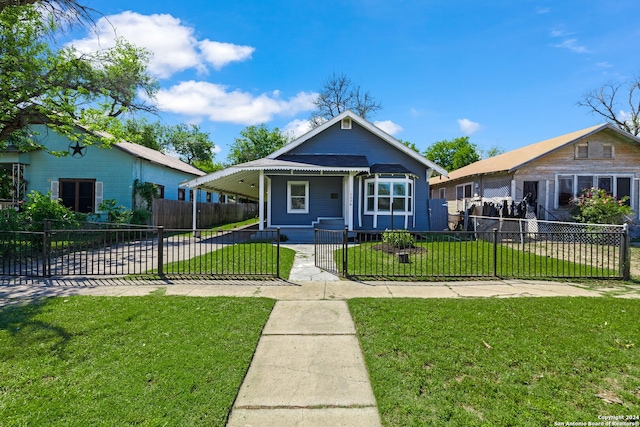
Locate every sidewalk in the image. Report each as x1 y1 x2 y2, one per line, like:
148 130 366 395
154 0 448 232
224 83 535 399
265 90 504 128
1 275 639 427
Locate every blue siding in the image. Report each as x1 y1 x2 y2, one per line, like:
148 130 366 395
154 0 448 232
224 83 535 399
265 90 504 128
20 125 202 210
283 122 431 230
270 175 343 226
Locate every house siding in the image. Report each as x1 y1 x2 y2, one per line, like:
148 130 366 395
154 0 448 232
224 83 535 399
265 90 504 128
269 175 343 226
430 129 640 221
284 121 431 230
16 125 202 211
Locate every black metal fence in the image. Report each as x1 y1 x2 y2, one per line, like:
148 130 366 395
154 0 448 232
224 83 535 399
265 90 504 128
1 222 281 279
314 227 630 280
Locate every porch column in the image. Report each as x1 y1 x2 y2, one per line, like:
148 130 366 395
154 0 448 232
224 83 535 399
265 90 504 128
259 170 265 231
347 173 354 231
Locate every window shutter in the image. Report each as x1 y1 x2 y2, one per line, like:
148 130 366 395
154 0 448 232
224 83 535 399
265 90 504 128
50 181 59 200
95 182 103 211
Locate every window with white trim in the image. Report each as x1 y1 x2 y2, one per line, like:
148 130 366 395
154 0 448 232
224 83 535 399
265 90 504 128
364 178 413 214
287 181 309 213
438 188 446 199
456 182 473 199
557 174 631 207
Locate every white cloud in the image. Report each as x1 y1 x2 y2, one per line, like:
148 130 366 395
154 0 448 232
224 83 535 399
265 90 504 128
457 118 480 135
152 81 316 125
199 40 254 70
374 120 403 135
68 11 256 78
536 7 550 14
596 62 613 68
283 119 312 139
552 38 590 53
212 144 222 154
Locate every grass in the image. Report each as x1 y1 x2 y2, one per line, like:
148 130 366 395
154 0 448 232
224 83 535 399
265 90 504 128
343 240 619 279
349 298 640 426
157 243 296 279
0 295 275 426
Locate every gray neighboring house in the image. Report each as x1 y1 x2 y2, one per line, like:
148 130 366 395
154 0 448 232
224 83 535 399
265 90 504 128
429 123 640 222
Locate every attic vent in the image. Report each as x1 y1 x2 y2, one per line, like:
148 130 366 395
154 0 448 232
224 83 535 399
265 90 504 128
341 117 352 129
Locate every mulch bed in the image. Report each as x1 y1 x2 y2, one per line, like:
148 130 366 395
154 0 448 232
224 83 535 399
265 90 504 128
371 243 425 254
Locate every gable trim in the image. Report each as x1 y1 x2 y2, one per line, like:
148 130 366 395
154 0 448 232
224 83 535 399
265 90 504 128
267 110 448 176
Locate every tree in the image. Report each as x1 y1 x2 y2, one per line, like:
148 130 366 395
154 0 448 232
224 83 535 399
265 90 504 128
578 78 640 136
483 144 505 158
309 72 382 127
0 4 158 150
166 124 215 166
102 118 222 172
423 136 481 172
102 117 166 152
227 124 290 165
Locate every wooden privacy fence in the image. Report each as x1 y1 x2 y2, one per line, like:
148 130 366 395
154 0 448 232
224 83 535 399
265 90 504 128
152 200 258 229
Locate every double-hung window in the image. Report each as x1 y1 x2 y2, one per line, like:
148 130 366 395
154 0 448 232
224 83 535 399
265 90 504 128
364 178 413 214
287 181 309 213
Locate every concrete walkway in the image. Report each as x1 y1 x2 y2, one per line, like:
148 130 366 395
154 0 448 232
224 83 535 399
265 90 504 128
227 300 381 426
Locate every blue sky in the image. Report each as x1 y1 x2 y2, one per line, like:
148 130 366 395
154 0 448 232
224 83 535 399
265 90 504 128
63 0 640 163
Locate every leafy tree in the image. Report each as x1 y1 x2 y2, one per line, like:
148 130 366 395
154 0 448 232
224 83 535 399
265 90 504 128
483 144 505 158
166 124 215 166
423 136 481 172
227 124 290 165
102 118 221 170
0 3 158 150
104 118 167 152
399 139 421 153
309 72 382 127
578 77 640 136
0 0 94 23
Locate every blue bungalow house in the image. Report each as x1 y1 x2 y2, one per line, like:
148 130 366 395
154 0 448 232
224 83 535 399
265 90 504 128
182 111 447 237
0 124 207 215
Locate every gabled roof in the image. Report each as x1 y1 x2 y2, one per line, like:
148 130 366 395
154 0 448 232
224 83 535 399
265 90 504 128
268 110 449 177
114 141 205 177
430 123 640 186
76 124 206 177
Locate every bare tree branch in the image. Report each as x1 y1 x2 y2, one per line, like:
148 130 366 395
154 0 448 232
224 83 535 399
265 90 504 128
578 78 640 136
310 72 382 126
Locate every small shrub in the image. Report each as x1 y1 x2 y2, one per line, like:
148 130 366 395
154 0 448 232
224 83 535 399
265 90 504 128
130 208 151 225
99 199 132 224
570 187 634 225
22 190 78 231
382 229 414 249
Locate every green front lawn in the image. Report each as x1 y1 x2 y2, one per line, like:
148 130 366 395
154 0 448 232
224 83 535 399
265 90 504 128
0 296 275 426
349 298 640 426
344 240 619 279
157 244 295 279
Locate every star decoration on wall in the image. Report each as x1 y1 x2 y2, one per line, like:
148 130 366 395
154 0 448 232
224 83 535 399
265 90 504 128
69 141 87 158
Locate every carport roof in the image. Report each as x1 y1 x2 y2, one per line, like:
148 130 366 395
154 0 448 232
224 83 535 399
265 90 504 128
181 157 370 200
